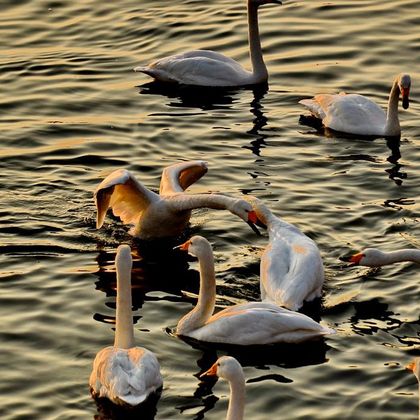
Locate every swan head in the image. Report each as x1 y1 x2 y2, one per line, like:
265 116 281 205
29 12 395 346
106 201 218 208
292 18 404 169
229 199 263 236
251 0 282 7
406 357 420 380
340 248 384 267
175 235 212 259
200 356 245 383
243 195 272 229
116 244 133 272
397 73 411 109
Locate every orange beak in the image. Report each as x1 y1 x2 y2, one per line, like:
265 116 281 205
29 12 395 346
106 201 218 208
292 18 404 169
248 210 258 224
349 253 364 266
174 239 191 252
401 87 410 109
200 361 218 379
406 361 415 372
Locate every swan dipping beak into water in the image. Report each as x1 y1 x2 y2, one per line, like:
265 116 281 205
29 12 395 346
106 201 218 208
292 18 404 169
340 247 420 267
134 0 282 87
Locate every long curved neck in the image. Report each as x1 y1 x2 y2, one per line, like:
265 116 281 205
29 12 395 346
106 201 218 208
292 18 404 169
168 193 236 212
227 373 246 420
247 1 268 82
114 262 135 349
377 249 420 265
385 78 401 136
177 246 216 334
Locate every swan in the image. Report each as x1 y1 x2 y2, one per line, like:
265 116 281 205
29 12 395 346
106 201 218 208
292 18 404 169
201 356 246 420
175 236 334 345
299 73 411 137
341 247 420 267
133 0 282 87
94 161 260 240
89 245 163 406
406 358 420 418
247 196 324 311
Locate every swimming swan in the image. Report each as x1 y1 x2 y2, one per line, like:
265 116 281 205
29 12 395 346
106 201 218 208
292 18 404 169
299 73 411 137
175 236 334 345
89 245 163 406
341 247 420 267
94 161 259 240
201 356 246 420
248 197 324 311
134 0 282 87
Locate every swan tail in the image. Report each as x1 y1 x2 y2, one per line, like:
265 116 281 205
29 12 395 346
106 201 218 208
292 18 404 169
299 98 325 119
133 66 177 83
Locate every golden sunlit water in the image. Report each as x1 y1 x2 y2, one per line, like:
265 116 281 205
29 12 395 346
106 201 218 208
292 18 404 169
1 0 419 419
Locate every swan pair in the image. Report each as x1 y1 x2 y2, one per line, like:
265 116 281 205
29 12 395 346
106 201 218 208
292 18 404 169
134 0 411 137
95 160 259 240
175 235 334 345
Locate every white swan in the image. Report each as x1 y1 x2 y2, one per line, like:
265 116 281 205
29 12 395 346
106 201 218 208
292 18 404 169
201 356 246 420
342 248 420 267
89 245 163 406
133 0 282 87
406 358 420 419
247 197 324 311
94 161 259 240
175 236 334 344
299 73 411 137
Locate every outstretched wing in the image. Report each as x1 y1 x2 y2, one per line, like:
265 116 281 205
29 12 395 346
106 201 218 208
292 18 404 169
94 169 158 229
159 160 208 195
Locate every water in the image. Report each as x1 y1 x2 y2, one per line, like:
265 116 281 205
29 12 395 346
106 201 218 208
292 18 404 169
1 0 419 418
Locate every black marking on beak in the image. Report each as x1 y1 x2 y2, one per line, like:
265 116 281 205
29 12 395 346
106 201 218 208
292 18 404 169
247 221 262 236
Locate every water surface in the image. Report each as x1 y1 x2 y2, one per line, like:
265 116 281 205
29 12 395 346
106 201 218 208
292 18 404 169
1 0 419 419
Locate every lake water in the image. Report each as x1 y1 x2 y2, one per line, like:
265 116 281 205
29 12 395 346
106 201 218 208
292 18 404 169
1 0 419 419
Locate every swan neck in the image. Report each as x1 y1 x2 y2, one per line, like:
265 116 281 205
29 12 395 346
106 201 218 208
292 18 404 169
227 373 246 420
247 1 267 82
114 264 135 349
177 245 216 334
379 249 420 265
385 79 401 136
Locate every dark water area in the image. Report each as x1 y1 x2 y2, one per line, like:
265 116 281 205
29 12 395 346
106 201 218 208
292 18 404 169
1 0 419 418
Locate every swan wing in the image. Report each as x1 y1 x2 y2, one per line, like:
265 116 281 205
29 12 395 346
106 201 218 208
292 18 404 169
261 235 324 310
191 302 333 345
136 50 251 86
299 94 335 120
94 169 158 229
159 160 208 195
323 94 386 135
89 346 162 406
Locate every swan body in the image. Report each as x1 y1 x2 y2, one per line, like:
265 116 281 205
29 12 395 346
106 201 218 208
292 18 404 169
343 247 420 267
406 358 420 418
201 356 246 420
89 245 162 406
134 0 282 87
176 236 334 345
299 73 411 137
94 161 258 240
248 197 324 311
